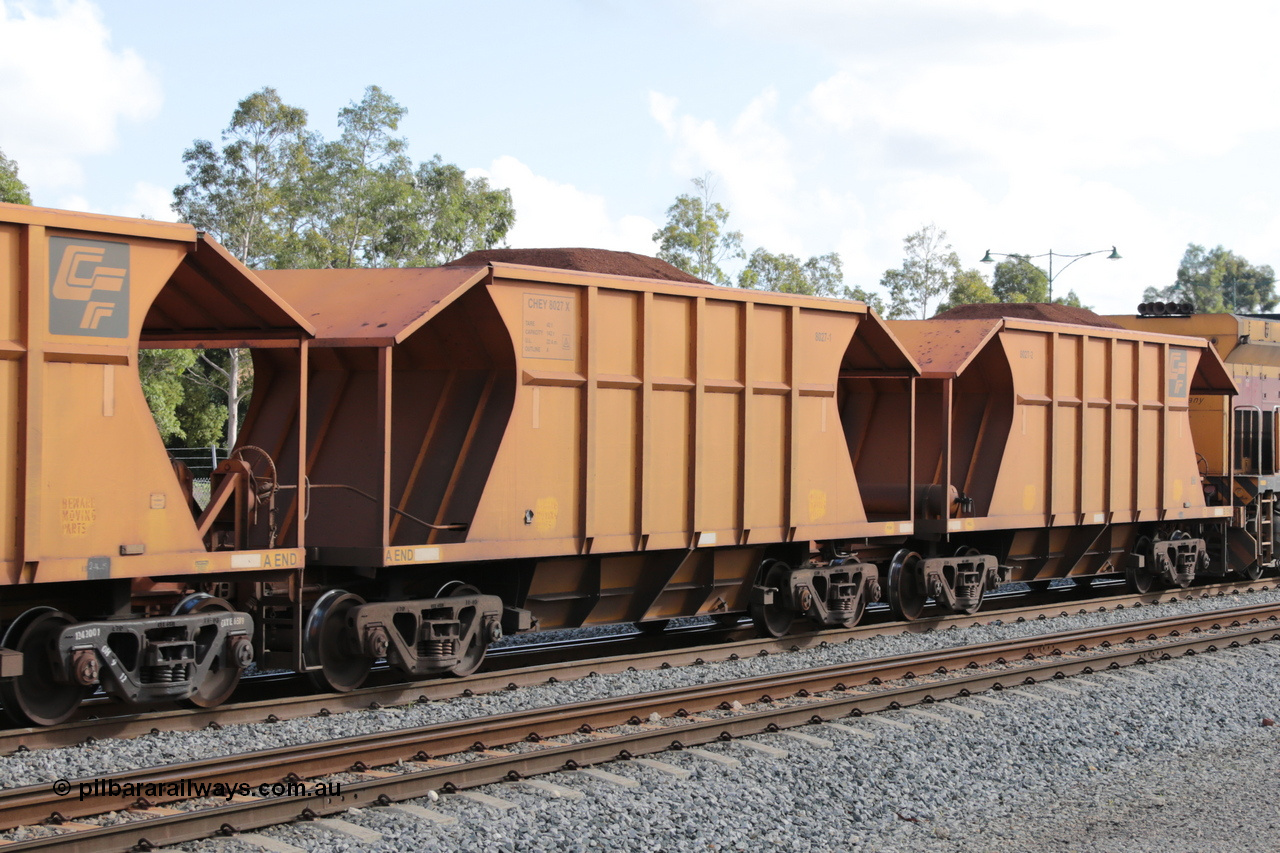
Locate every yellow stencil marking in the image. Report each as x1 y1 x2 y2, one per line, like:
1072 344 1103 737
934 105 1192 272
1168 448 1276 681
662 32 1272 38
808 489 827 522
534 496 559 532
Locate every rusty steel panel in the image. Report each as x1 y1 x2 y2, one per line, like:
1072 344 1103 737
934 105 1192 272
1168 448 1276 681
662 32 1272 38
258 266 488 344
894 316 1234 536
263 261 921 573
1109 312 1252 479
0 204 311 588
465 271 917 557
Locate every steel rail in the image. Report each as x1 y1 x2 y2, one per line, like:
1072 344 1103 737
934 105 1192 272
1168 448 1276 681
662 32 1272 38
0 579 1268 755
5 614 1279 852
1 600 1277 836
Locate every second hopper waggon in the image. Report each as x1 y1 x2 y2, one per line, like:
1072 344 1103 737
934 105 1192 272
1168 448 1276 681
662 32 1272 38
876 307 1238 620
248 249 922 689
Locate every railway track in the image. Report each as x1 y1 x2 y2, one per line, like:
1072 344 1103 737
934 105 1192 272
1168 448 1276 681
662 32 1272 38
1 579 1267 755
1 596 1278 851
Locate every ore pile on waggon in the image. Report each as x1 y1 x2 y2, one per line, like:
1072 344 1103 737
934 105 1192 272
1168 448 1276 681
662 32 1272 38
0 202 1267 726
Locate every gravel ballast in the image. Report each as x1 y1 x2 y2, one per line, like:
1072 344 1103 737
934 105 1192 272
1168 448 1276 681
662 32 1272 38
4 587 1278 851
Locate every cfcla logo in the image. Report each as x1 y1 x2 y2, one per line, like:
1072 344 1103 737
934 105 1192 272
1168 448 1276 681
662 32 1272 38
53 246 126 329
48 237 130 338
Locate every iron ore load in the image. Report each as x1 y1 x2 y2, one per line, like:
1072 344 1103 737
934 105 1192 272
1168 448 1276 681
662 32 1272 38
0 202 1265 726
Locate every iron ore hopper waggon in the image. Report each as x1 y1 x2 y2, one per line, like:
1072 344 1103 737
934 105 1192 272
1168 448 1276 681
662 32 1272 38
0 202 1265 726
0 203 313 725
885 307 1237 620
249 247 920 688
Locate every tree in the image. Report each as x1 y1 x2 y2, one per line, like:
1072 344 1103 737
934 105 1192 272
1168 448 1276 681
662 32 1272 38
845 285 887 316
139 350 200 442
738 249 843 296
1145 244 1277 313
991 256 1049 303
0 147 31 204
173 87 313 269
652 175 744 284
373 156 514 267
881 224 962 319
1057 290 1087 308
302 85 413 268
934 268 998 314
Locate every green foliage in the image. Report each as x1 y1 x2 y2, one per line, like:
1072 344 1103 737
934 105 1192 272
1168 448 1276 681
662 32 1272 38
1057 290 1087 309
138 349 237 447
934 268 997 315
374 156 515 267
881 224 962 319
302 86 412 268
1145 244 1277 313
175 382 228 448
992 256 1049 303
844 285 887 316
738 249 843 297
0 148 31 204
652 175 744 285
139 350 201 442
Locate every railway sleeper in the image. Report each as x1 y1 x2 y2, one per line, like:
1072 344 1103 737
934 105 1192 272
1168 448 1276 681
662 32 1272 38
351 594 509 678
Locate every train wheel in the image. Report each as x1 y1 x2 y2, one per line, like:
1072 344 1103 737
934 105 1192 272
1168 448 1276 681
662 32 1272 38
0 608 90 727
173 594 242 709
887 550 927 621
304 590 372 693
450 632 487 678
1238 561 1264 581
1125 537 1157 594
750 560 795 638
637 620 671 635
443 584 489 678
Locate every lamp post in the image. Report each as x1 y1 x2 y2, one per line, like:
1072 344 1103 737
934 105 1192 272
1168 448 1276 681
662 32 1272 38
980 247 1121 303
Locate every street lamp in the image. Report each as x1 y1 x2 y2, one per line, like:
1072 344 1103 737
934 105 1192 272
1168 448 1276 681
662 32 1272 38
980 247 1121 303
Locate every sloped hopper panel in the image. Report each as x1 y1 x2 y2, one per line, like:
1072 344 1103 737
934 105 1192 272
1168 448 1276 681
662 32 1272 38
387 287 516 546
836 314 922 521
928 342 1014 517
142 237 313 342
254 286 516 551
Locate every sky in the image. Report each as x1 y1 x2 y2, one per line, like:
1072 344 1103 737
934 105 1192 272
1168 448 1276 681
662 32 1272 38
3 0 1279 315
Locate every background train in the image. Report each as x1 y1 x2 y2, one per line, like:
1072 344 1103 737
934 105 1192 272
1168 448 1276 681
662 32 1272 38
0 203 1270 726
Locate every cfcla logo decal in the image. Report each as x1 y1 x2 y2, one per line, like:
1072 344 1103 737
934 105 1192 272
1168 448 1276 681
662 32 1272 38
48 237 130 338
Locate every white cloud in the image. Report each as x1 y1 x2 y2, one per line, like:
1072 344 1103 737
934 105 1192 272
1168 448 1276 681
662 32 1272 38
649 89 803 254
0 0 161 190
647 3 1280 315
470 156 658 254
